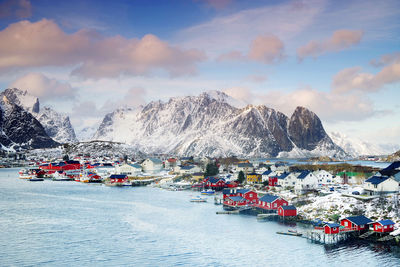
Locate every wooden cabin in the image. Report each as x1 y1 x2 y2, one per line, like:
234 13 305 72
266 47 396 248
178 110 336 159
256 194 288 210
278 205 297 217
324 223 340 234
340 215 372 231
371 219 395 233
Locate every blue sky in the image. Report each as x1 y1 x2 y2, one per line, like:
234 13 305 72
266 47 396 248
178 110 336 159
0 0 399 146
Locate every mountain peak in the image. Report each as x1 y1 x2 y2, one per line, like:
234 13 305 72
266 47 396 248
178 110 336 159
2 88 40 113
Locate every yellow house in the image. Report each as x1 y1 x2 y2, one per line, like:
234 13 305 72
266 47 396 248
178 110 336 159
246 172 261 183
191 172 205 182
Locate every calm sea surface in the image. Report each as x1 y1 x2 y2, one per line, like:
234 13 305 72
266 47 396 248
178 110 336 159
1 168 400 267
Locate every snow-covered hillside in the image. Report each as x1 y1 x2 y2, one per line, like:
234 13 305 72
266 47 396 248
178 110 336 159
76 126 98 142
93 91 345 158
329 131 397 157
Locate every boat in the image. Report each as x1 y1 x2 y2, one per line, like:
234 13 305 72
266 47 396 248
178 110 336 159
28 177 44 182
52 171 73 181
190 196 207 202
201 189 215 195
18 168 33 179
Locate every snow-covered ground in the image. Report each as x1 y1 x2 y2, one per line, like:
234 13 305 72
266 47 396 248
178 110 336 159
290 191 400 234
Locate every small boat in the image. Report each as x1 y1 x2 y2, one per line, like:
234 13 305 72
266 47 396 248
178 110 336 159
52 171 73 181
201 189 215 195
190 196 207 202
18 168 33 179
28 177 44 182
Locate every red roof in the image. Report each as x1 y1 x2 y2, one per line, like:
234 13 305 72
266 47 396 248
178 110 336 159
167 158 177 162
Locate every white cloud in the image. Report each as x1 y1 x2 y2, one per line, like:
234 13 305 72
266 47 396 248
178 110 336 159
10 72 76 100
176 0 325 55
332 60 400 93
297 29 363 60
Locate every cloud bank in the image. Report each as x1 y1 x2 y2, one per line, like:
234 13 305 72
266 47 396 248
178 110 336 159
11 73 76 100
0 19 206 79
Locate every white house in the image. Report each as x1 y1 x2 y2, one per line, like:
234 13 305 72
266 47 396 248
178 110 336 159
295 171 319 194
174 165 202 175
116 163 142 176
261 170 276 182
165 158 179 169
313 170 334 185
236 163 254 174
141 158 163 174
277 172 298 188
363 175 399 195
270 163 289 175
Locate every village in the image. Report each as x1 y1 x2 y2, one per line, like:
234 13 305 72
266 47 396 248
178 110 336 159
15 152 400 246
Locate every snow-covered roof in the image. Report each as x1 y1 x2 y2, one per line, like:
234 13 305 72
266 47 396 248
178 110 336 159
147 158 162 164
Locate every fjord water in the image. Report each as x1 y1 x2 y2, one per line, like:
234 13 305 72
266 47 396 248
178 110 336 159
1 169 399 267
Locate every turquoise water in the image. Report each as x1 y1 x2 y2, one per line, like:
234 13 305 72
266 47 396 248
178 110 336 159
1 168 399 267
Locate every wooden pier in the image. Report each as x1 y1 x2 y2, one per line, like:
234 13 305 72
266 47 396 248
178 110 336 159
303 229 359 244
216 210 239 215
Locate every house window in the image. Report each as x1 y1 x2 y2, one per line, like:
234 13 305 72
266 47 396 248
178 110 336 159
384 226 387 229
273 203 277 207
344 221 348 226
374 184 377 189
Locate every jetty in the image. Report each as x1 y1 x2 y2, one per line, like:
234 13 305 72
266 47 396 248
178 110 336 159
276 231 302 237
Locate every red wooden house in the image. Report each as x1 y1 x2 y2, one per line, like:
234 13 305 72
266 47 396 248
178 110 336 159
221 188 258 202
278 205 297 217
268 176 278 187
256 194 288 210
340 215 372 231
109 174 128 184
224 196 248 207
204 177 226 189
371 220 395 233
238 189 258 203
323 223 340 234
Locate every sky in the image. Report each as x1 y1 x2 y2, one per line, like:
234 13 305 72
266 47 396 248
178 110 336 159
0 0 399 146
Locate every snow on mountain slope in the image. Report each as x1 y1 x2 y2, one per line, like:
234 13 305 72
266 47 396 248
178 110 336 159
0 95 58 149
94 91 346 158
0 88 77 143
329 131 388 157
76 125 98 141
35 107 77 143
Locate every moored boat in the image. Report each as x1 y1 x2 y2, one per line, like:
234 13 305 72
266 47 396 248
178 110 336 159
28 177 44 182
190 196 207 202
201 189 215 195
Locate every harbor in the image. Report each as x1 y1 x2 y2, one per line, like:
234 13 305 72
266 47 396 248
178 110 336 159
1 168 400 266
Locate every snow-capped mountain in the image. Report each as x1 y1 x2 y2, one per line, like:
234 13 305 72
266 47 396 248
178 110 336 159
0 88 77 143
94 91 346 158
0 95 58 150
329 132 399 157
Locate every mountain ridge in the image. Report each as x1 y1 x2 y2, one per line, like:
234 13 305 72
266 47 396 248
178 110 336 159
93 91 346 158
